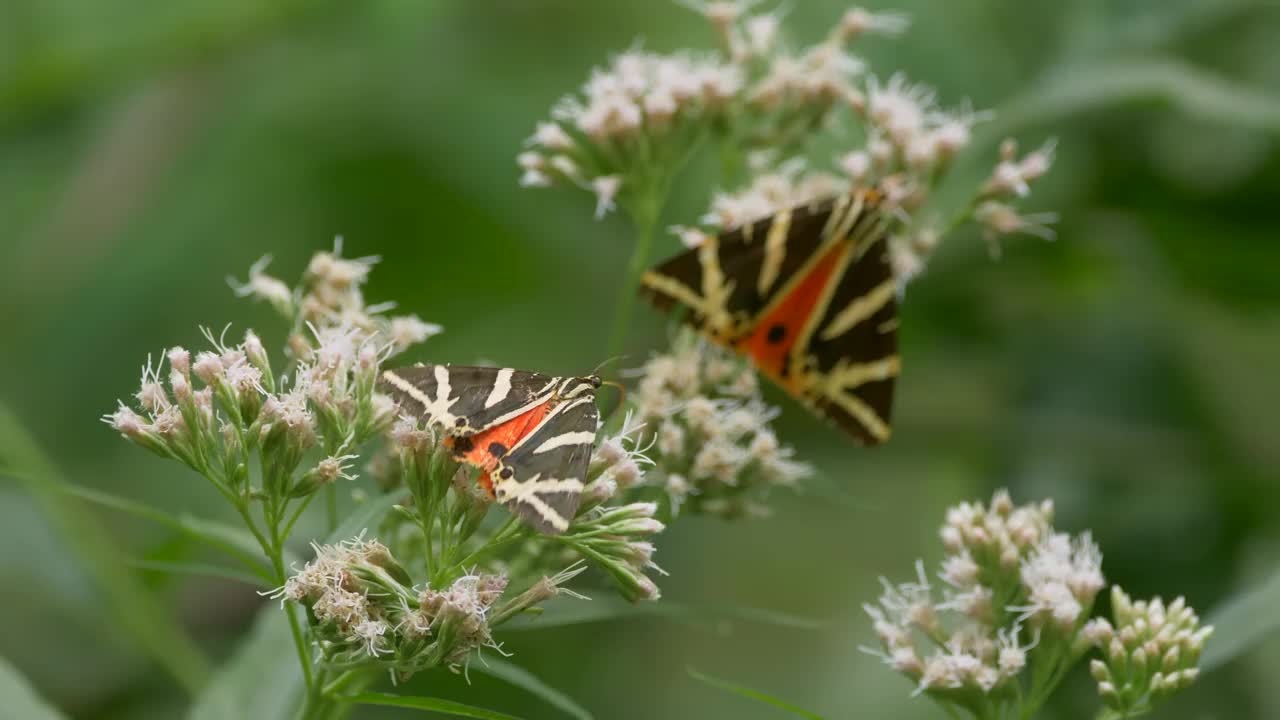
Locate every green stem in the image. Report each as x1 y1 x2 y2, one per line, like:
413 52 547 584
421 510 436 580
233 502 275 566
260 509 315 693
321 669 366 697
450 518 524 571
297 679 330 720
282 492 317 540
717 125 744 188
283 602 314 691
605 193 661 362
325 483 338 532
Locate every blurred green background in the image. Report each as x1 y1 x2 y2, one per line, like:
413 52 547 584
2 1 1279 718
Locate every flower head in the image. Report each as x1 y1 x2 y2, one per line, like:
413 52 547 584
228 255 294 317
628 328 810 517
1088 586 1211 715
865 490 1113 710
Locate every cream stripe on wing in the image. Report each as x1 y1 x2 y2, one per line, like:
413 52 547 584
757 209 792 295
495 473 584 532
507 396 595 452
831 192 865 243
484 368 514 409
819 277 897 341
642 272 709 315
382 368 460 426
698 236 736 335
825 392 891 442
826 356 901 390
434 365 451 406
381 370 429 406
821 194 851 238
533 431 596 454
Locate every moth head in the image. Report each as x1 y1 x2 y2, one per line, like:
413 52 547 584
562 376 600 398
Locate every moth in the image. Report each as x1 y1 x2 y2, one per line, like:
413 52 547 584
378 365 601 534
640 188 900 445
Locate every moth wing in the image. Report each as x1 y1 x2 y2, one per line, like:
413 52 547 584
379 365 559 434
640 191 900 444
801 229 899 445
491 394 599 534
640 199 836 340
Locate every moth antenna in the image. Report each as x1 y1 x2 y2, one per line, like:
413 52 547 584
597 379 628 421
591 355 629 378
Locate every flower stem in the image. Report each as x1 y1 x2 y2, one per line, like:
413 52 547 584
450 517 524 571
285 603 315 690
283 493 317 539
271 545 315 692
256 506 315 694
605 193 661 362
325 483 338 532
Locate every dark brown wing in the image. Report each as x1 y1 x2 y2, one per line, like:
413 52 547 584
640 198 836 341
640 191 899 444
378 365 560 434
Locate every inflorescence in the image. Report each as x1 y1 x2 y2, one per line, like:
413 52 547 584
863 490 1209 719
520 3 1057 287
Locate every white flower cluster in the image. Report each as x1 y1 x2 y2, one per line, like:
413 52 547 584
863 490 1104 705
560 501 666 602
584 411 655 508
521 3 1059 293
277 537 517 672
104 327 392 500
229 239 441 358
628 328 810 519
412 572 510 668
107 246 440 502
519 49 742 217
701 160 847 230
520 4 913 222
522 2 1060 291
1087 586 1211 716
1011 529 1106 632
685 4 1057 286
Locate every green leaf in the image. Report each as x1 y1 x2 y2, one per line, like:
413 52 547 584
0 401 210 694
687 667 826 720
188 606 303 720
1202 567 1280 670
991 58 1280 139
0 655 68 720
473 658 593 720
343 692 523 719
503 595 825 634
58 483 274 582
127 558 269 588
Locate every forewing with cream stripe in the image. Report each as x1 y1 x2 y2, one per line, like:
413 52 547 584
378 365 560 435
640 188 900 445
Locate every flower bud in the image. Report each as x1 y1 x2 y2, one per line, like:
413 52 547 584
192 352 224 385
167 347 191 376
104 406 169 457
